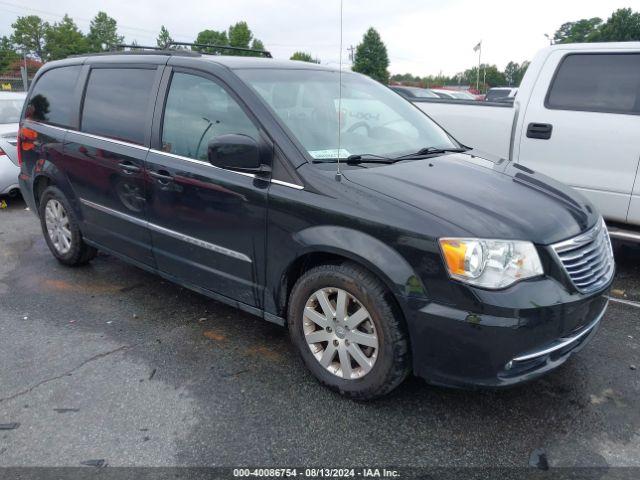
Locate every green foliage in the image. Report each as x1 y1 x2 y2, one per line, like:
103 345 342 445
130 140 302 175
87 12 123 52
0 36 19 73
390 73 422 83
596 8 640 41
11 15 49 60
503 61 529 86
250 38 265 53
195 29 228 53
290 51 319 63
553 8 640 43
43 15 90 61
194 22 265 56
462 64 506 89
352 27 389 83
553 18 602 43
156 25 172 48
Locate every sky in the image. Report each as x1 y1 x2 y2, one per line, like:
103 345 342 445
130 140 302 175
0 0 639 76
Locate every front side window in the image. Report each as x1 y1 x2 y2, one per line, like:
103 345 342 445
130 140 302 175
26 66 81 127
547 53 640 114
161 72 259 161
236 68 457 160
81 68 157 145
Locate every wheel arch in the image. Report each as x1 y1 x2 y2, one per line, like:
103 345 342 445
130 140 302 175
32 162 79 215
274 226 428 320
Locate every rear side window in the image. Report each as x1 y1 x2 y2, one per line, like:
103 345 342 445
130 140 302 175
81 68 157 145
486 89 509 101
547 53 640 114
26 66 81 127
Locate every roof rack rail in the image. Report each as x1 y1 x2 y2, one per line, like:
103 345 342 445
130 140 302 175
112 44 164 51
166 41 272 58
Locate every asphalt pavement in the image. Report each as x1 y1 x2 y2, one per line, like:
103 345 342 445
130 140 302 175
0 196 639 469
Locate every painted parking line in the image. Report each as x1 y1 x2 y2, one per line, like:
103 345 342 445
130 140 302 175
607 296 640 309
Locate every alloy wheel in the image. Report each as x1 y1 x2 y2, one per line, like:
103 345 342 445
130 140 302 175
303 287 379 379
44 199 72 255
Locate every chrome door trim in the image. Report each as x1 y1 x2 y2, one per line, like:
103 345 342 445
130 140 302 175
66 130 150 152
271 179 304 190
25 121 150 152
24 123 305 189
24 120 68 133
148 149 256 178
80 198 252 263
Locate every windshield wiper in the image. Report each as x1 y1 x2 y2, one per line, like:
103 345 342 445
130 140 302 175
311 154 394 165
346 154 394 165
393 146 468 161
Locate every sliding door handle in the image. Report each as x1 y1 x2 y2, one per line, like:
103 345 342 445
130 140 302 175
149 170 174 184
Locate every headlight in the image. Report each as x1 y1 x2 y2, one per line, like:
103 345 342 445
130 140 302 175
439 238 543 289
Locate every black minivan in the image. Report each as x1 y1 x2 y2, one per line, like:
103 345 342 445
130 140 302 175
18 49 614 400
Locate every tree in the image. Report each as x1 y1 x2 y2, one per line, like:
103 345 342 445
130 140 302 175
461 64 506 91
11 15 49 60
0 36 19 74
503 61 529 86
514 61 530 86
156 25 172 48
352 27 389 83
44 15 90 61
290 51 319 63
228 21 253 49
195 29 228 53
250 38 265 55
553 18 602 43
503 61 519 86
194 22 265 56
595 8 640 42
87 11 123 52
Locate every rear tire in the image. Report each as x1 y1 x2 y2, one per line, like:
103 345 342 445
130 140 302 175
38 186 97 266
288 262 410 400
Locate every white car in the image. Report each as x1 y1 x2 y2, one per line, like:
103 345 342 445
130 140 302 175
0 92 25 196
411 42 640 242
430 89 476 100
485 87 518 103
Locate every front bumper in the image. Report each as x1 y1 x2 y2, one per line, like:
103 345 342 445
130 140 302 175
405 276 611 388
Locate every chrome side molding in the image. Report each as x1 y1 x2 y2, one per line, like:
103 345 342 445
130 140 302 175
79 198 252 263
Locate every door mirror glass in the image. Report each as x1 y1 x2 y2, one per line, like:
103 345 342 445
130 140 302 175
208 134 263 172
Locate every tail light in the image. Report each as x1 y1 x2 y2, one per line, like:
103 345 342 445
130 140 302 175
16 134 22 166
0 147 6 157
17 126 38 167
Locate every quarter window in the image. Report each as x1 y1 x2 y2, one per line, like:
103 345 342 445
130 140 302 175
26 66 81 127
81 68 157 145
161 72 259 161
547 54 640 114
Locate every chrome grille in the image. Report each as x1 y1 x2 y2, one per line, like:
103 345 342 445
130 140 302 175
551 219 614 294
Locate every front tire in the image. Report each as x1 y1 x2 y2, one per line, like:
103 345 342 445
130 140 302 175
288 263 410 400
38 186 97 266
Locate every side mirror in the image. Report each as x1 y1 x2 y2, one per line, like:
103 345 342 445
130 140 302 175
207 134 271 174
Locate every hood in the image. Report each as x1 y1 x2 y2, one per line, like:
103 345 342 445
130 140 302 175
342 152 599 245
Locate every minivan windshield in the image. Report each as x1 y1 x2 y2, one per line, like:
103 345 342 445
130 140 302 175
236 68 458 161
